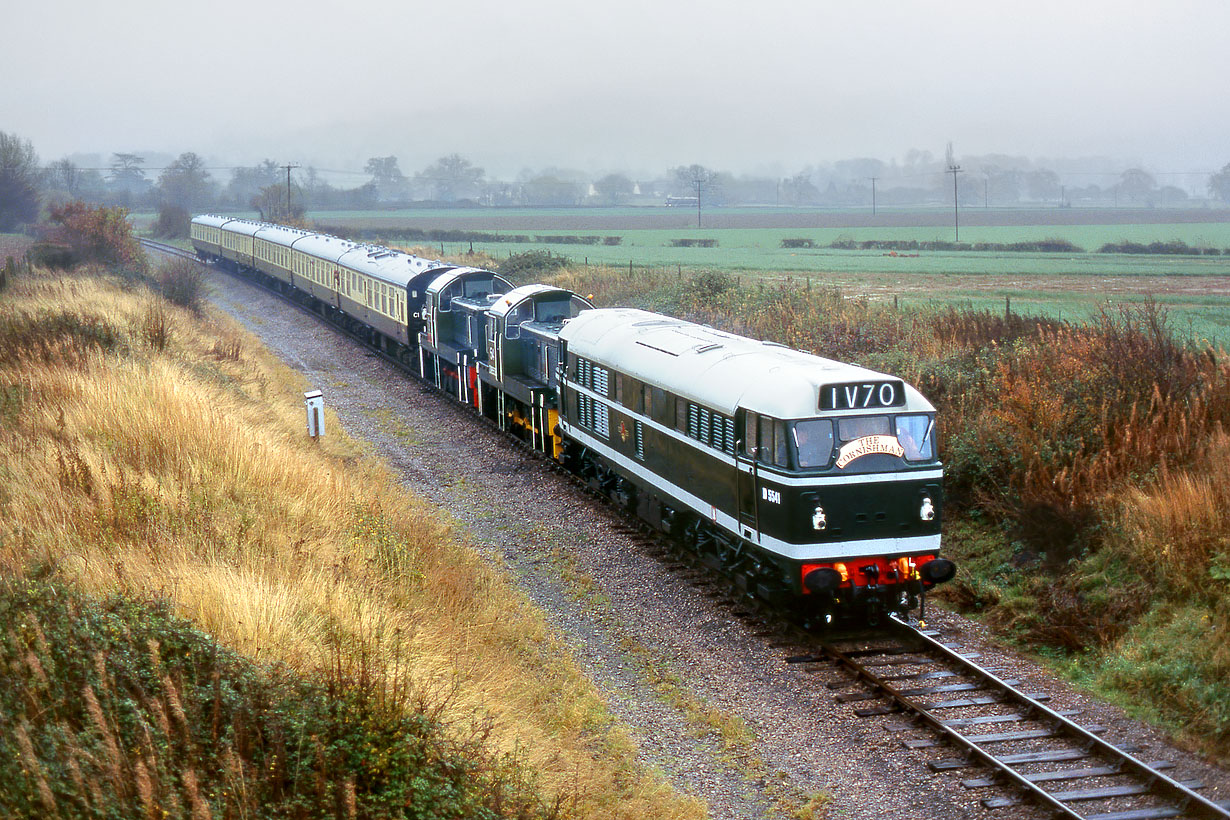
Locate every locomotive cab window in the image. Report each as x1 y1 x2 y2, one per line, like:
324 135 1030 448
837 415 890 441
792 419 835 469
505 303 531 338
439 282 461 311
894 414 935 461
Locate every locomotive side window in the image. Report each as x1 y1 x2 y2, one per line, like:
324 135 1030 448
757 415 773 463
743 411 759 457
838 415 890 441
755 415 788 467
894 414 935 461
792 419 835 468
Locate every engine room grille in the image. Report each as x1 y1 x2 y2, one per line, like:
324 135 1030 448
576 393 610 440
684 401 736 455
575 357 610 397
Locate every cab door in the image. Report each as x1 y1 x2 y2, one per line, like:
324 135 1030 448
486 317 501 380
734 408 761 543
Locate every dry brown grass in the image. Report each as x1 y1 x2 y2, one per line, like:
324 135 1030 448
0 265 704 820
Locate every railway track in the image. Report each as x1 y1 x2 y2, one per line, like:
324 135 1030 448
149 236 1230 820
797 618 1230 820
141 238 199 261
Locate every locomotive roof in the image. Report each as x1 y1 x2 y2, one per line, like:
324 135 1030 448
488 284 578 318
559 308 934 419
425 266 510 295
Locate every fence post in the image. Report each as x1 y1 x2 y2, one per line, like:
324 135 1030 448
1005 296 1011 317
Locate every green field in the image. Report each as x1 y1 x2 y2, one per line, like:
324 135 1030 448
144 207 1230 347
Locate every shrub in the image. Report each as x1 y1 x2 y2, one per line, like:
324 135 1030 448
497 249 571 279
156 258 205 312
26 242 76 269
151 204 190 239
670 238 718 248
781 238 816 249
0 577 553 820
1098 240 1203 255
46 201 146 273
0 310 124 367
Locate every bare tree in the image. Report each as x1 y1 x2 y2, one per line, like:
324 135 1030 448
1209 163 1230 205
1119 168 1157 204
593 172 635 205
157 152 215 211
0 131 41 230
672 164 719 226
415 154 484 202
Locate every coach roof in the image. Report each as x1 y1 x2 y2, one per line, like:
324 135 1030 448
254 223 313 247
290 232 358 263
192 213 233 229
337 245 448 287
559 308 933 419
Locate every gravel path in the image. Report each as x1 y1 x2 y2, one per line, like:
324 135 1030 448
202 266 1229 820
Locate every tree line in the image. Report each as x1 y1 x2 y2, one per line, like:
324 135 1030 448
4 129 1230 235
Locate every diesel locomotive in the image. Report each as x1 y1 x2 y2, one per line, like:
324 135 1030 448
191 214 955 624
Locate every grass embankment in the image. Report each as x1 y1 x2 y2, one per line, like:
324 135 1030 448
0 260 704 819
474 252 1230 761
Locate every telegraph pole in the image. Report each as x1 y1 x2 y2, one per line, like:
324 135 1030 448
282 163 300 215
694 178 703 228
868 176 878 215
948 163 962 241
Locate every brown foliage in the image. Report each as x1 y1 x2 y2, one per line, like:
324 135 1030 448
47 201 147 272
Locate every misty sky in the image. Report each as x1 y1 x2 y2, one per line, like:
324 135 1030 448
5 0 1229 182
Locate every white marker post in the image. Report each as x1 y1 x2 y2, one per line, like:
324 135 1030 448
304 390 324 440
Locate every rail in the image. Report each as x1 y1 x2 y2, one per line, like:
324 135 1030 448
809 615 1230 820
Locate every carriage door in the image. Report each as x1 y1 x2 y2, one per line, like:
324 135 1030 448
734 409 761 543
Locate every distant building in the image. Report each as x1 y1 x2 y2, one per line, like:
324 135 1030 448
665 195 698 207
